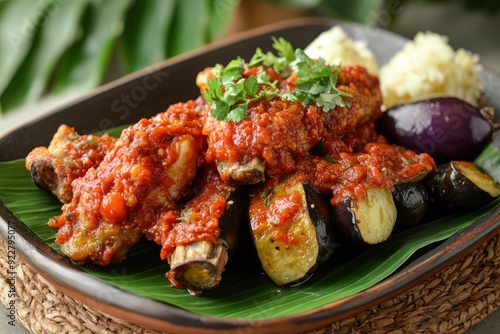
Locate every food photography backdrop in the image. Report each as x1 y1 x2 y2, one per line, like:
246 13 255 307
1 0 499 333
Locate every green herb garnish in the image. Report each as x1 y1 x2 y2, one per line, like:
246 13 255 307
325 155 337 163
260 188 272 198
203 58 280 122
84 139 99 146
260 188 273 208
204 37 352 122
249 37 295 75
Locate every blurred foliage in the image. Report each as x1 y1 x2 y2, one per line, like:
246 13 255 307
420 0 500 13
0 0 498 114
0 0 238 113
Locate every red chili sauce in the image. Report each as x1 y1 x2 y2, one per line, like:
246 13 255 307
160 166 234 260
203 65 384 179
49 101 206 265
203 64 435 206
250 173 310 249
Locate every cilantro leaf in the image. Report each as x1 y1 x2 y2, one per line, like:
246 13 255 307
223 79 245 105
204 37 353 122
244 76 259 95
210 101 230 120
222 57 244 82
226 105 247 122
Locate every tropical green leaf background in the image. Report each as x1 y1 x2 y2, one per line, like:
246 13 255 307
0 142 498 319
1 0 499 114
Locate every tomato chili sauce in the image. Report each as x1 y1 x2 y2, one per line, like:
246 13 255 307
42 54 436 293
160 165 235 260
249 173 310 249
203 64 436 206
25 124 117 204
48 100 208 266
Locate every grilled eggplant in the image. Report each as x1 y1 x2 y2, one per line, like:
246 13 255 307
332 187 397 246
427 161 500 210
249 173 335 287
165 167 247 295
392 182 429 232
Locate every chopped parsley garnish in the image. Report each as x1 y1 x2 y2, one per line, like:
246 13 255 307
204 37 352 122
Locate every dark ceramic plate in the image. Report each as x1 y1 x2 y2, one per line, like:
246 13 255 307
1 18 499 334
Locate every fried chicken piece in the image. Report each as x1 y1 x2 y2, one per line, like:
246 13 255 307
201 65 383 185
48 100 207 266
25 125 116 203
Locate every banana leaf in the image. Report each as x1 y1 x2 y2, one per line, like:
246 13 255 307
51 0 132 96
167 0 211 58
119 0 177 73
0 1 87 111
205 0 241 41
0 0 52 102
0 141 498 319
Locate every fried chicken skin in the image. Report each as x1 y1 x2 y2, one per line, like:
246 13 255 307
48 101 207 266
25 125 116 203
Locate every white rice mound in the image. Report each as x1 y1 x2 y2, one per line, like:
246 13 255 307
304 26 379 75
380 31 483 109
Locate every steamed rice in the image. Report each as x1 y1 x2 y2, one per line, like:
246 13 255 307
379 31 483 109
304 26 379 75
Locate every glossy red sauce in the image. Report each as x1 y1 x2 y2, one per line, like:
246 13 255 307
249 173 309 250
160 167 234 259
62 133 116 183
49 101 206 265
47 62 437 265
297 137 435 206
203 65 384 180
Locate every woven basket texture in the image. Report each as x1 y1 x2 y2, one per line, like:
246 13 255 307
1 233 499 334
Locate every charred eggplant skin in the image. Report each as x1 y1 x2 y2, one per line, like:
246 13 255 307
249 173 335 287
332 187 397 246
427 161 500 209
392 182 429 232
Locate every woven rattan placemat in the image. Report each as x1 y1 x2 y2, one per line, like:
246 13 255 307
1 233 498 334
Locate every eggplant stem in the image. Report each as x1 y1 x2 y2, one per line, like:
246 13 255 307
480 106 500 133
166 241 228 295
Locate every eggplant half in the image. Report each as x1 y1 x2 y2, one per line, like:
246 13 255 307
426 160 500 210
248 173 335 287
332 187 397 246
376 97 497 163
165 168 248 296
392 182 429 232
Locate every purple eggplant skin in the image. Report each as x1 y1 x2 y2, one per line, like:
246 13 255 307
431 161 500 210
376 97 494 163
392 182 429 232
331 187 397 247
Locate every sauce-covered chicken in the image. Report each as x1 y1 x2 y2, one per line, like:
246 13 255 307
47 100 206 266
25 125 116 203
26 37 438 294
